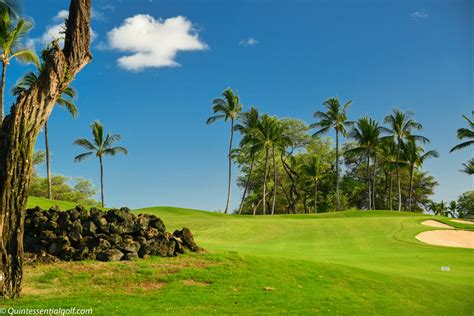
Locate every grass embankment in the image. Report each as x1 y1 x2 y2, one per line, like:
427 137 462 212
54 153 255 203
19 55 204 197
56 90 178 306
27 196 103 211
6 198 472 315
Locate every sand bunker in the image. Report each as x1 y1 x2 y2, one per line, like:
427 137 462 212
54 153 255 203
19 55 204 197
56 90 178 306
416 230 474 249
421 220 453 229
451 219 474 225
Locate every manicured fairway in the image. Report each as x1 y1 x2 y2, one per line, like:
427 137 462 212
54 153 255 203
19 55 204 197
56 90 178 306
139 206 474 288
4 198 471 315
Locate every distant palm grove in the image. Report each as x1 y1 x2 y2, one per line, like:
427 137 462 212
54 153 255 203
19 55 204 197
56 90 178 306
208 88 473 217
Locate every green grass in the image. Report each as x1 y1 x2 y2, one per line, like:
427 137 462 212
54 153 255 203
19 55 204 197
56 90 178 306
27 196 106 211
5 197 472 315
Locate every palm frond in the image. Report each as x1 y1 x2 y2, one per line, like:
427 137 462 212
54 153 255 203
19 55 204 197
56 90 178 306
90 121 104 147
103 133 121 148
56 97 78 118
461 158 474 175
450 140 474 152
312 126 330 137
11 70 37 95
11 48 39 67
73 138 97 151
206 114 226 124
74 151 93 163
103 146 128 156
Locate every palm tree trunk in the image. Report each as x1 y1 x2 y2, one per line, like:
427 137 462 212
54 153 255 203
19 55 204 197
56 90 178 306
408 164 414 212
367 149 371 210
372 153 377 210
99 156 104 208
389 171 393 211
262 147 269 215
224 119 234 214
0 61 7 122
238 154 255 215
314 179 318 214
271 146 277 215
396 139 402 211
335 130 340 211
44 121 52 199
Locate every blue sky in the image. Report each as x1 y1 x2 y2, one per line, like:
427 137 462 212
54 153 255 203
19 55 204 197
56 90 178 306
11 0 473 210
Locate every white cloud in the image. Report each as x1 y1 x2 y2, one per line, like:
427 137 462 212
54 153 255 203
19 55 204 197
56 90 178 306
410 10 429 20
107 14 207 71
40 23 65 43
239 37 258 47
54 10 69 21
34 10 97 47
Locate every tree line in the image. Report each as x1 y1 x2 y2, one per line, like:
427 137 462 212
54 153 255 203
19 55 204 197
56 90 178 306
208 88 473 215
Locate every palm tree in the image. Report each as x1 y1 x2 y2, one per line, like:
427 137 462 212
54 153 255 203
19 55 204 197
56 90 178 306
303 155 327 213
270 121 291 215
235 106 261 214
461 158 474 175
0 1 19 18
447 200 457 218
73 121 127 207
450 111 474 174
402 139 439 211
347 117 388 210
311 97 353 210
379 138 399 210
0 9 38 121
13 65 77 199
384 110 427 211
254 114 279 215
207 88 243 214
433 201 448 216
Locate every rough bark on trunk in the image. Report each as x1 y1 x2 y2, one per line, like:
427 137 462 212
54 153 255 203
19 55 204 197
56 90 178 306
0 0 91 298
224 119 234 214
0 62 7 122
262 147 269 215
44 121 52 199
238 154 255 215
271 146 277 215
335 130 340 211
99 156 104 208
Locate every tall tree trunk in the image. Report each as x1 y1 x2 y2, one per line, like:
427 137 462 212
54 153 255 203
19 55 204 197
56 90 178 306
252 197 262 216
224 118 234 214
408 164 414 212
367 149 371 210
335 130 340 211
372 153 377 210
99 156 104 208
0 0 92 298
0 61 7 122
314 179 318 214
238 154 255 215
44 121 52 199
262 147 269 215
396 139 402 211
271 146 277 215
389 171 393 211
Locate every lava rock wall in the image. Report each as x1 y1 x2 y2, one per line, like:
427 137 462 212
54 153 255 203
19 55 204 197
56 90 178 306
24 206 199 262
